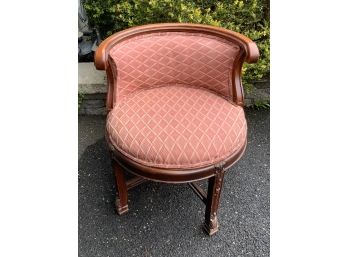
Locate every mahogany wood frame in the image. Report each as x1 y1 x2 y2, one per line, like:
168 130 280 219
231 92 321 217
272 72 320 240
95 23 259 236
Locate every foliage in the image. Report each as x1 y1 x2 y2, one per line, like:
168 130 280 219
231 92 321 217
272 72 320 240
83 0 270 87
253 99 270 109
78 93 84 109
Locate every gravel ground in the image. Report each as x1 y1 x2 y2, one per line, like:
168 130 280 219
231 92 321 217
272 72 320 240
78 108 270 257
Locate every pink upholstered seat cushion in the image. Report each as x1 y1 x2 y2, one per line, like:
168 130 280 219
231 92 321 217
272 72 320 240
106 85 247 169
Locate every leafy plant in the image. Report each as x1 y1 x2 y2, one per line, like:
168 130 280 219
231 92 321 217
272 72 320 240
253 99 270 109
78 93 84 109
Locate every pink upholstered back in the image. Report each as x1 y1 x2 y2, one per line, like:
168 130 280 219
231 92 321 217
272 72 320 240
108 32 241 102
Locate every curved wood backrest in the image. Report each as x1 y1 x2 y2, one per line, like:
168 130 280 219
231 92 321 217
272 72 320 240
94 23 259 110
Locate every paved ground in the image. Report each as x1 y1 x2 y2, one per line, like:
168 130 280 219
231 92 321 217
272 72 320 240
78 108 270 257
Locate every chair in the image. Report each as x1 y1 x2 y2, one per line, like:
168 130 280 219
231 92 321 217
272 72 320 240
94 23 259 235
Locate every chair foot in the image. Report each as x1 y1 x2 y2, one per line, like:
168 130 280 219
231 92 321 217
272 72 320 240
203 215 219 236
203 166 225 236
115 199 129 215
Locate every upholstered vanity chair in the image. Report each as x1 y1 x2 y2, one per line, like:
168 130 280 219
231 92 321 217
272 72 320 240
95 23 259 235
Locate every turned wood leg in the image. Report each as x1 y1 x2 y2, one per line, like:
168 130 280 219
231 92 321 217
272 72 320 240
203 167 225 236
112 160 129 215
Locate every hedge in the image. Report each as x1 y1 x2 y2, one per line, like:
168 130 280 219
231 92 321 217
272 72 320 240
83 0 270 88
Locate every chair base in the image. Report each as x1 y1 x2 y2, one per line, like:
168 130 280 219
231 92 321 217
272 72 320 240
111 154 227 236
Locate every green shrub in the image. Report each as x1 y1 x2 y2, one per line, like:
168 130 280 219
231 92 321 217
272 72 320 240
83 0 270 86
78 93 84 109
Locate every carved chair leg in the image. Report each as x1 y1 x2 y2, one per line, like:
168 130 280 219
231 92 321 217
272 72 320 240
203 169 225 236
112 160 129 215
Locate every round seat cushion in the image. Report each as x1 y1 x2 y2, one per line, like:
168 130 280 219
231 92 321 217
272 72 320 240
106 85 247 169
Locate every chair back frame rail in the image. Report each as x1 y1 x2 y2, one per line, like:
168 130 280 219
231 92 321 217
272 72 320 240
95 23 259 111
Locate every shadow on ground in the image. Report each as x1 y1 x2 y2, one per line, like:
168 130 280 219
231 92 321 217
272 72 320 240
78 109 270 257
